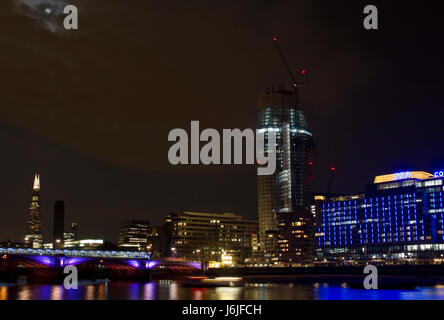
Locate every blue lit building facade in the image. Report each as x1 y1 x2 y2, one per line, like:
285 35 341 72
314 171 444 263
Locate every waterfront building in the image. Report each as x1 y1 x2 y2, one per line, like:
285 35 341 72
147 225 171 259
25 174 43 248
263 230 279 264
251 232 259 252
64 222 79 242
166 212 258 265
118 220 150 251
245 231 277 267
314 171 444 263
0 241 25 248
63 239 104 249
257 84 315 265
53 201 64 249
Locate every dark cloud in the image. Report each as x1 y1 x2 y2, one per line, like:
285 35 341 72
12 0 71 33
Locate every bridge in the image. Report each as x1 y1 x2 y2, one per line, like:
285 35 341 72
0 247 201 283
0 247 150 257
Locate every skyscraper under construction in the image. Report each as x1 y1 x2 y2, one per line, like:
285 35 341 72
257 83 315 265
257 38 315 265
25 174 43 248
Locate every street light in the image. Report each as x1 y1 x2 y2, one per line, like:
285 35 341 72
54 239 61 250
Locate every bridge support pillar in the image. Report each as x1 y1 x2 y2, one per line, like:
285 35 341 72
143 268 151 282
84 262 98 281
0 258 18 283
54 256 65 284
140 260 151 283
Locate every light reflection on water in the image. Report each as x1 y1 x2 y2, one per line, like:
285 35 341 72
1 281 444 300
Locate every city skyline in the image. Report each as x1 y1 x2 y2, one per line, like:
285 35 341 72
1 1 444 244
2 173 261 245
3 0 444 305
7 167 444 266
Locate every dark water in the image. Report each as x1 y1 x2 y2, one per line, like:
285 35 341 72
2 281 444 300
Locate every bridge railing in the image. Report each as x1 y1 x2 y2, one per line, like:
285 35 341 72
0 247 149 259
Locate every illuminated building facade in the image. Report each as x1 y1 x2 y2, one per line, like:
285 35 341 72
314 171 444 263
166 212 258 265
118 220 150 251
63 239 104 249
257 84 315 265
64 222 79 242
25 174 43 248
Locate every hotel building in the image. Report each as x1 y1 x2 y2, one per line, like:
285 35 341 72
314 171 444 263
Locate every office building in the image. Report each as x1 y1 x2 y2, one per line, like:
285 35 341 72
64 222 79 242
166 212 258 265
118 220 150 251
63 239 104 250
314 171 444 263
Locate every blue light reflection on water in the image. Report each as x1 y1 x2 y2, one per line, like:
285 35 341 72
313 285 444 300
2 281 444 300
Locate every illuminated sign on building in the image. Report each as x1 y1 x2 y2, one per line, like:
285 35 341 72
374 171 435 184
394 172 411 180
435 171 444 177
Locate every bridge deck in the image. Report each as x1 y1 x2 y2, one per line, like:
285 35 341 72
0 247 149 259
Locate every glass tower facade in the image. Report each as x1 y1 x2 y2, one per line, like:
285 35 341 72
257 84 315 264
314 171 444 262
26 173 43 248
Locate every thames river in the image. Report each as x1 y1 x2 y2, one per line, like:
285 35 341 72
2 280 444 300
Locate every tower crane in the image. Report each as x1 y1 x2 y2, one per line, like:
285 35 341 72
272 36 306 88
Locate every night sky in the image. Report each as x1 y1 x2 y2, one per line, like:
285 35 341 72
1 0 443 242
